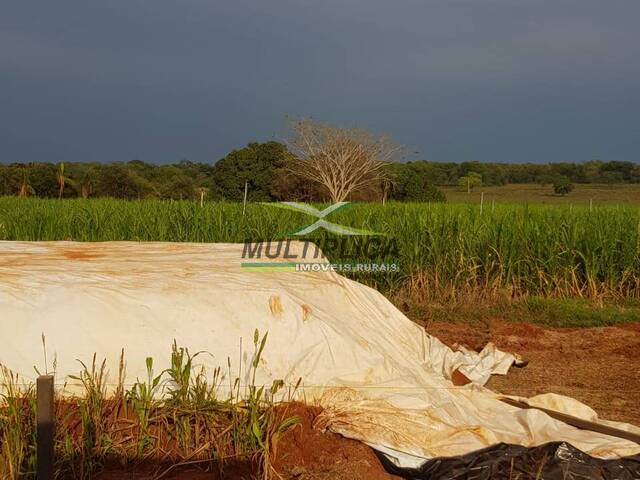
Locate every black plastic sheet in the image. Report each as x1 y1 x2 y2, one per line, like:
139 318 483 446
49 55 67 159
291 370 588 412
376 442 640 480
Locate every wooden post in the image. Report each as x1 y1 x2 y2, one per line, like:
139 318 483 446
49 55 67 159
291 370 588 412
480 192 484 215
37 375 55 480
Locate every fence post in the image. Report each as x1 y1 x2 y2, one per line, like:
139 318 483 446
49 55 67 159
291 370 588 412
242 182 248 216
37 375 55 480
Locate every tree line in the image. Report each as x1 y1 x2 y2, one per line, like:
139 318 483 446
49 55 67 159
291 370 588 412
1 132 638 202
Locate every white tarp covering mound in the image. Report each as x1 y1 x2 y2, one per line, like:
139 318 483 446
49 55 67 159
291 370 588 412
1 241 638 466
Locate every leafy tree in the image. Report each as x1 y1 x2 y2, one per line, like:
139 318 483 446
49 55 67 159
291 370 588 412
211 142 288 201
600 161 634 182
95 164 155 199
390 164 446 202
581 160 604 183
458 172 482 193
601 171 624 186
0 165 23 196
174 160 216 192
161 175 196 200
26 163 59 197
404 177 445 202
1 156 639 201
536 173 557 186
552 176 574 195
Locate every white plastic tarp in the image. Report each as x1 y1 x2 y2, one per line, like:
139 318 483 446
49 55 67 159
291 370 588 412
0 241 638 466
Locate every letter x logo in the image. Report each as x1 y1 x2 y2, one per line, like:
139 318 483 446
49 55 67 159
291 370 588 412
265 202 378 236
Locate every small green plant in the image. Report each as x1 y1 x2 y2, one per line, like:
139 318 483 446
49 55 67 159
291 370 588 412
164 342 224 453
125 357 163 455
228 330 300 480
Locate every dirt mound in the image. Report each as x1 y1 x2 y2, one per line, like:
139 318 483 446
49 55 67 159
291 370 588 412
274 403 398 480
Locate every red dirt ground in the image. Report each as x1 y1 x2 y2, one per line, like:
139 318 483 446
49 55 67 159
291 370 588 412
93 404 399 480
273 404 399 480
426 319 640 424
94 320 640 479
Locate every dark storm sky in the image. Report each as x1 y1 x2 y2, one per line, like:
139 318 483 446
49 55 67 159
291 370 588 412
1 1 639 164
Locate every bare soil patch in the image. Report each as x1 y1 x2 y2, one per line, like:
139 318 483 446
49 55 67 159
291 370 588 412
426 319 640 424
273 404 399 480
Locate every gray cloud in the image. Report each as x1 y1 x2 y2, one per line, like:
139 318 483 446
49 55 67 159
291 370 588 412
1 0 639 163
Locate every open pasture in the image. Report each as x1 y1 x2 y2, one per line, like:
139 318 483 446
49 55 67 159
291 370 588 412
442 183 640 205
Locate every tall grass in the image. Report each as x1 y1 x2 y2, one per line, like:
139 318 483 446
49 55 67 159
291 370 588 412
1 197 638 302
0 367 36 479
0 337 299 479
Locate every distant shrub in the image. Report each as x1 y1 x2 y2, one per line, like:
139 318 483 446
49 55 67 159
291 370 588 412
552 176 574 196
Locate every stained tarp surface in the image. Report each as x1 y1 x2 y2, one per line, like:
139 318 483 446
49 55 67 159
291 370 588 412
1 241 639 469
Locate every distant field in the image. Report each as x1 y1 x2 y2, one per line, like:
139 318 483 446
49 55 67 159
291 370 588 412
442 183 640 205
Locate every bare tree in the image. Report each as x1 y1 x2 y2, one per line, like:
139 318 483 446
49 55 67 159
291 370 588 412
285 118 403 203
